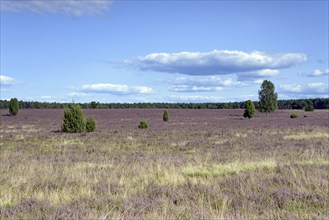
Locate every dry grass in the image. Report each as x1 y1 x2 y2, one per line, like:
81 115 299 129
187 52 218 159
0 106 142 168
284 132 329 140
0 109 328 219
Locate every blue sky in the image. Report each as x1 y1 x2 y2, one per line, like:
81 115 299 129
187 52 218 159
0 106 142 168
1 0 328 103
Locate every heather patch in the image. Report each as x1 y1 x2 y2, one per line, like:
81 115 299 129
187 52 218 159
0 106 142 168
0 109 328 219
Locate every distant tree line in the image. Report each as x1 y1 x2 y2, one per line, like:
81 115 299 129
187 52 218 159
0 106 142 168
0 98 328 110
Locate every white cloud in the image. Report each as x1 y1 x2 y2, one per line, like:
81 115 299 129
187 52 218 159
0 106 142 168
307 68 329 77
255 69 280 76
307 83 328 91
167 76 244 92
237 94 257 101
40 96 58 102
0 75 17 86
237 69 280 81
280 84 303 93
81 83 153 95
254 79 264 84
280 82 328 95
171 85 223 92
1 0 113 16
125 50 307 76
40 96 52 99
69 92 89 98
169 95 223 102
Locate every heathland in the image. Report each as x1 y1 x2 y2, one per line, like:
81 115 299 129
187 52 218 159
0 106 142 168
0 109 328 219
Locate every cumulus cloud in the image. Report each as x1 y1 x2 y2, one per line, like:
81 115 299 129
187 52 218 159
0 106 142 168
280 82 328 95
0 75 18 86
307 68 329 77
167 76 243 92
1 0 113 16
124 50 307 76
81 83 153 95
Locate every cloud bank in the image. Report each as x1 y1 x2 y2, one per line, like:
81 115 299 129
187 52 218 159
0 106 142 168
1 0 113 16
125 50 307 76
81 83 153 95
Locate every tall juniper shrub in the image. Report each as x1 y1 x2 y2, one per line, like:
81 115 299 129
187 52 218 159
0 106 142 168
243 100 255 119
85 118 96 132
163 110 169 122
61 104 86 133
9 98 19 116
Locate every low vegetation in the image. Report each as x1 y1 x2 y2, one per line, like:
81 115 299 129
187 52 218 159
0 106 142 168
85 118 96 132
61 104 86 133
0 109 328 219
138 120 148 129
62 104 96 133
290 113 298 118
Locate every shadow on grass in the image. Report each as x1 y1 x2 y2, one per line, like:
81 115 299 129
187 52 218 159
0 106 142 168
231 118 245 120
229 114 242 117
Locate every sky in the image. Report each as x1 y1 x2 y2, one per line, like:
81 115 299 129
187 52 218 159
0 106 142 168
0 0 328 103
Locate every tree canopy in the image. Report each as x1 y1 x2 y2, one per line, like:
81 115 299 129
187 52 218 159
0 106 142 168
258 80 278 114
1 98 328 110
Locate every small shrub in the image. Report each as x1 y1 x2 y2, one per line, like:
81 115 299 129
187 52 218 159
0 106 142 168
9 98 19 116
61 104 86 133
304 105 314 112
290 113 298 119
163 110 169 122
138 121 148 129
85 118 96 132
243 100 255 119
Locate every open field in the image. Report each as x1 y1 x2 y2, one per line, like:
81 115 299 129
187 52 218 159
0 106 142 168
0 109 328 219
